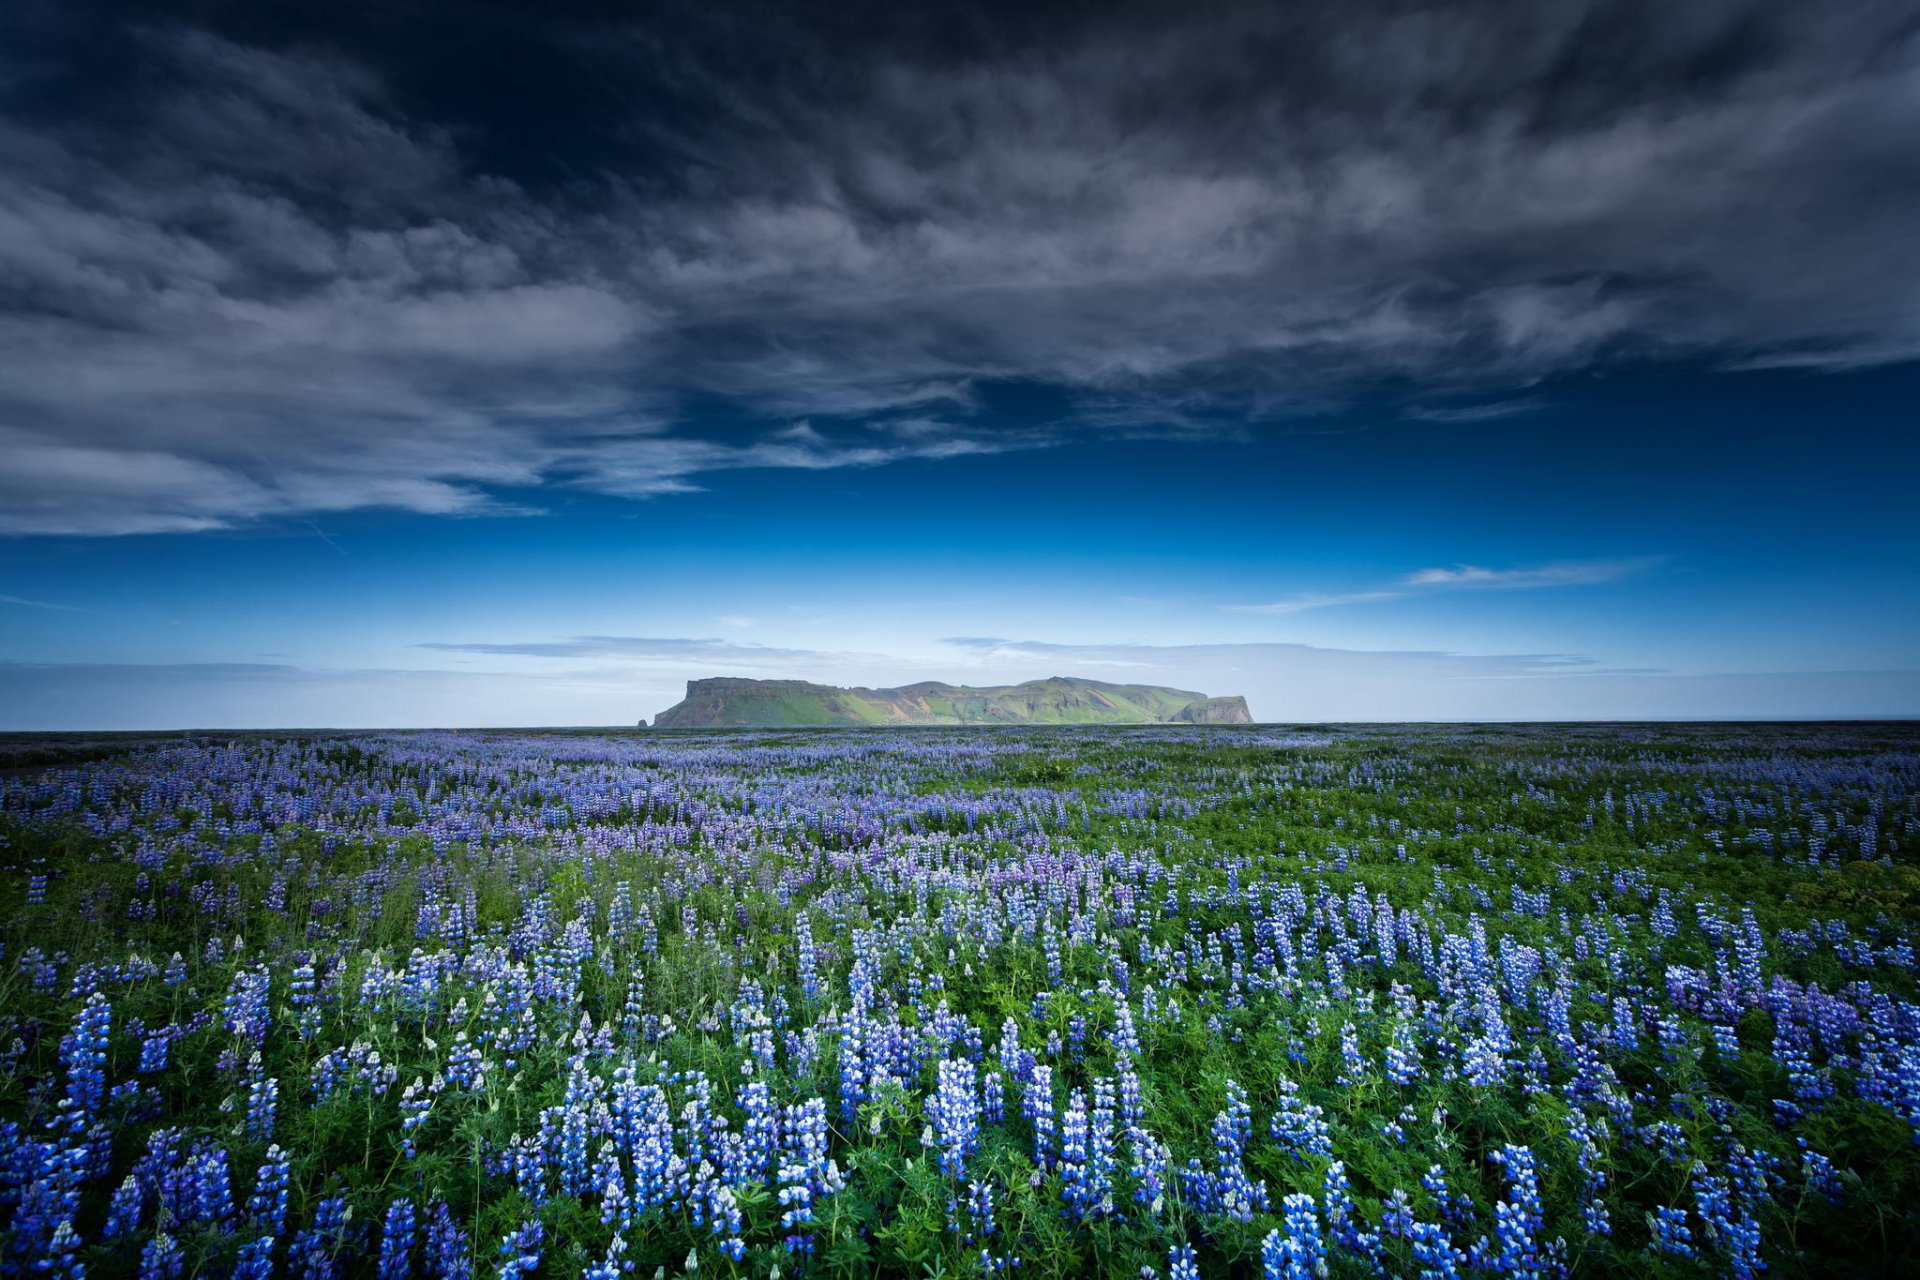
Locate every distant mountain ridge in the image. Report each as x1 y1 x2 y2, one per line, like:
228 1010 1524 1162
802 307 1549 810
647 676 1253 727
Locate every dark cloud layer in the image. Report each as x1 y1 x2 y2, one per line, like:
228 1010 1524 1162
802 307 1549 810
2 0 1916 533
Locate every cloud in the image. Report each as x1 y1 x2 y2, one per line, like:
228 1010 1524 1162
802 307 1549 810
1401 399 1547 423
1224 590 1405 616
0 592 79 611
1 5 1917 533
415 636 821 663
940 635 1609 678
1229 556 1663 614
1402 558 1664 589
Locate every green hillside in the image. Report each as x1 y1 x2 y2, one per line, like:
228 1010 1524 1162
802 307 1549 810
647 675 1252 727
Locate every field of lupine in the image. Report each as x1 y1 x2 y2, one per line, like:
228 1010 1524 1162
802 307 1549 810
2 724 1918 1280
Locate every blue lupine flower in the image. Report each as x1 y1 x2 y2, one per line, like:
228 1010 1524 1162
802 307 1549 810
247 1144 291 1236
235 1237 276 1280
1025 1063 1057 1169
1261 1193 1326 1280
1649 1204 1694 1259
139 1232 185 1280
104 1173 144 1239
1474 1145 1545 1279
494 1219 544 1280
425 1200 472 1280
42 1219 83 1280
928 1058 981 1178
60 993 111 1121
1268 1076 1331 1161
223 968 273 1049
379 1197 418 1280
289 1194 352 1280
1210 1080 1268 1221
246 1075 279 1144
1408 1220 1464 1278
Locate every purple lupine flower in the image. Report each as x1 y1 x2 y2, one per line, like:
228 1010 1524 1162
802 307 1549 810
59 993 111 1122
290 1194 352 1280
1799 1139 1844 1203
1262 1193 1326 1280
1382 1188 1416 1238
425 1200 472 1280
188 1145 235 1227
583 1234 629 1280
1025 1062 1057 1169
247 1075 279 1144
141 1232 186 1280
737 1078 780 1185
1268 1076 1331 1161
1323 1161 1375 1260
796 911 821 1002
494 1219 543 1280
1475 1145 1545 1278
42 1220 83 1280
1087 1076 1119 1213
1211 1080 1269 1221
138 1029 172 1075
379 1197 418 1280
104 1173 144 1239
398 1076 436 1158
1058 1084 1117 1221
778 1096 843 1253
223 967 273 1049
1569 1111 1610 1237
1408 1220 1464 1278
235 1237 277 1280
1649 1205 1694 1259
928 1058 981 1178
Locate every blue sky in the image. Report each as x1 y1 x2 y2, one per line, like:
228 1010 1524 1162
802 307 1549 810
5 362 1916 726
2 2 1917 726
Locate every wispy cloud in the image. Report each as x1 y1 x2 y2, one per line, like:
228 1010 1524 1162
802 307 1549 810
1224 590 1404 616
415 636 819 664
1402 558 1665 589
1228 557 1663 615
0 593 80 611
939 635 1615 675
1401 399 1547 423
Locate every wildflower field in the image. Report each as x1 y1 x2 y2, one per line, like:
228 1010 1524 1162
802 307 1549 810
2 724 1918 1279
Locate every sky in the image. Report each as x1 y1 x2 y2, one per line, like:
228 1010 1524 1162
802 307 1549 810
1 0 1917 727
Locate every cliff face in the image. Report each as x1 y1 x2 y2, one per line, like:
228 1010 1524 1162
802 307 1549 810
650 676 1254 727
1171 695 1254 724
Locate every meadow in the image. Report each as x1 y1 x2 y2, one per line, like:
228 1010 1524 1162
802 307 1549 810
1 723 1917 1279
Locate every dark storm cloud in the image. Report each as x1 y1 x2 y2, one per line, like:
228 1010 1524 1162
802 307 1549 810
1 0 1916 533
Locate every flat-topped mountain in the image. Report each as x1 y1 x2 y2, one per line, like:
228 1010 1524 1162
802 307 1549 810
648 675 1252 727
